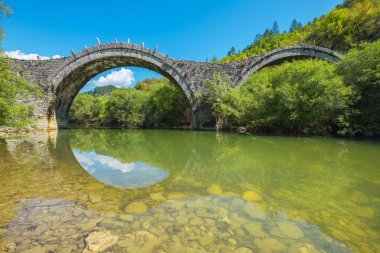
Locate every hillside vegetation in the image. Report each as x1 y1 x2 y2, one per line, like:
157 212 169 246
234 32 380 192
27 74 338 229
69 78 192 128
205 41 380 136
0 2 40 128
219 0 380 62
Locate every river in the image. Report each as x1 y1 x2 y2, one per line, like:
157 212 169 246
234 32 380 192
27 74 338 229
0 129 379 253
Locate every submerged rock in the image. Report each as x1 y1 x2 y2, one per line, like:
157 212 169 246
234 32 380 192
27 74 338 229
243 222 267 238
167 241 182 253
242 191 262 202
276 222 304 239
254 238 287 252
234 247 253 253
207 184 223 195
357 207 374 218
20 244 58 253
150 192 166 202
83 231 118 253
243 202 266 220
125 202 147 214
120 214 134 222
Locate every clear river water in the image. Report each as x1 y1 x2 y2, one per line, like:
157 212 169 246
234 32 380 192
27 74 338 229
0 129 379 253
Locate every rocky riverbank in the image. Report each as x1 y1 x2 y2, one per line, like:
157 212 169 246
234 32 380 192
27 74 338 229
1 197 350 253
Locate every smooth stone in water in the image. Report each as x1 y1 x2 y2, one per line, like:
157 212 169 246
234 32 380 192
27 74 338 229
242 191 262 202
125 202 147 214
234 247 253 253
176 216 189 226
243 202 266 220
207 184 223 195
120 214 134 222
136 236 161 253
167 241 182 253
189 217 203 226
254 238 287 252
243 222 267 238
167 192 188 199
199 234 214 246
89 195 102 203
150 192 166 201
196 209 218 219
83 231 118 253
117 239 133 248
357 207 374 218
350 191 368 203
276 221 304 239
20 244 58 253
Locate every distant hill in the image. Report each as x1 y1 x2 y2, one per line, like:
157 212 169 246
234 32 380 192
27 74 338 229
85 85 117 96
135 78 169 91
219 0 380 62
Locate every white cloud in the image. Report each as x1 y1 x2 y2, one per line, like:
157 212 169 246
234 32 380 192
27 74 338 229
4 50 63 60
52 54 62 59
91 68 135 88
4 50 50 60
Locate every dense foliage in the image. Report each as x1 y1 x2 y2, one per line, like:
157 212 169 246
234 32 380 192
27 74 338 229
84 85 117 96
0 57 39 127
205 40 380 136
69 78 192 128
337 40 380 136
208 60 351 135
0 1 40 128
220 0 380 62
0 1 12 41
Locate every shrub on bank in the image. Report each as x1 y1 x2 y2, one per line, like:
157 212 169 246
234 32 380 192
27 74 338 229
219 59 352 135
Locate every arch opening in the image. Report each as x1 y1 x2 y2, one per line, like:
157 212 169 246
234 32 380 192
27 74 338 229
50 54 194 129
237 45 342 86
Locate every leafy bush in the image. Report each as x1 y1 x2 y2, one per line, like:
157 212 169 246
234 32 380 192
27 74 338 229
0 57 38 128
337 40 380 136
220 60 352 135
69 78 191 128
221 0 380 62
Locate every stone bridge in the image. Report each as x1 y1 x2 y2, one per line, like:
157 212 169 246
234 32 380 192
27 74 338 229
10 42 342 129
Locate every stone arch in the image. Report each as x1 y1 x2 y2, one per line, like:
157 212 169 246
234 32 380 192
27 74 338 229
237 44 343 86
47 43 196 128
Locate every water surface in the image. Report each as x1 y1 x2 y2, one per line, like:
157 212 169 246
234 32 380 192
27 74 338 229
0 129 379 253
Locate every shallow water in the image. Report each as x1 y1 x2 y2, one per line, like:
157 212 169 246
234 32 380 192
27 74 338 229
0 129 379 253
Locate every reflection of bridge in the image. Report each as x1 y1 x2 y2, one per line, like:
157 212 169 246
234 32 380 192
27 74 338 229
11 43 342 129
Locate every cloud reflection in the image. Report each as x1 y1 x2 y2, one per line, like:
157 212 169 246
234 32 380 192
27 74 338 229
73 150 169 188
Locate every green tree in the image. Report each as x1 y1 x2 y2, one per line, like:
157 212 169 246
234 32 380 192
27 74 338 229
142 79 191 127
106 88 147 128
0 1 39 128
0 58 38 127
220 0 380 62
227 47 236 56
221 60 352 135
271 21 280 35
337 40 380 136
85 85 117 96
69 94 107 126
203 73 231 130
289 19 302 32
0 1 12 41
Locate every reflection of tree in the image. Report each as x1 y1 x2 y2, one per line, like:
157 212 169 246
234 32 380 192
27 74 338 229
1 130 379 250
68 129 358 199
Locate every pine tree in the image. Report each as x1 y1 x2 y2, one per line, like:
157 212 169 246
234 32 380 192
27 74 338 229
289 19 303 32
253 33 262 43
271 21 280 35
227 47 236 56
263 29 272 37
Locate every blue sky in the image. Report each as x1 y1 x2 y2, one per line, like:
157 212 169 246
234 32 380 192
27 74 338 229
3 0 342 91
